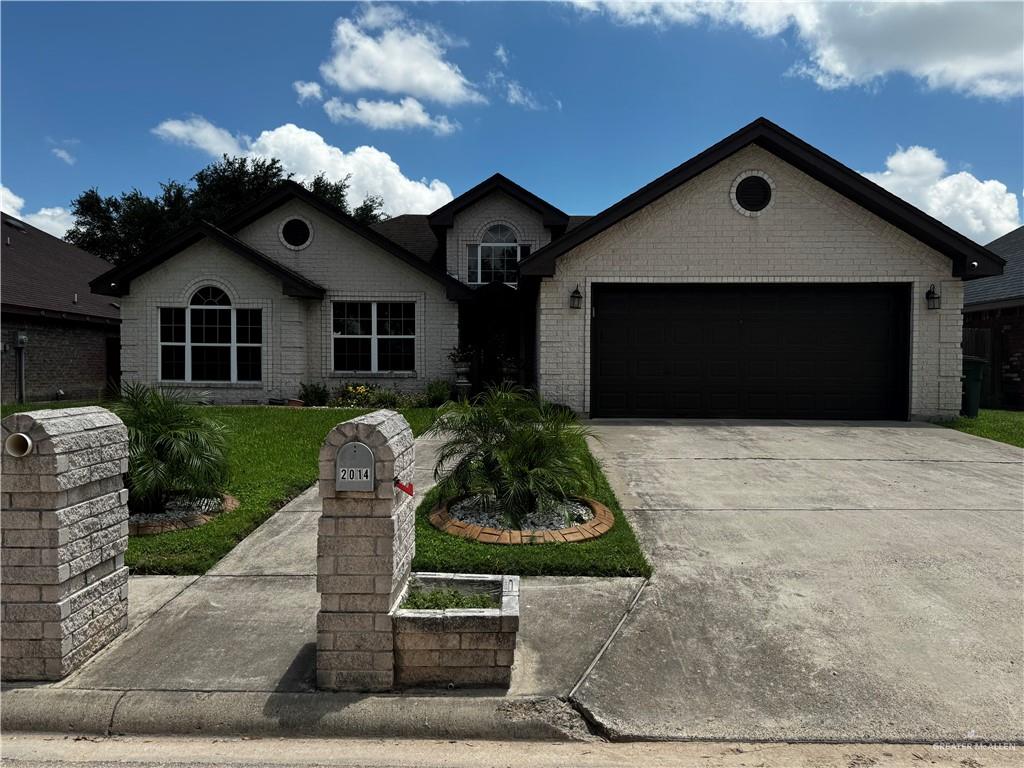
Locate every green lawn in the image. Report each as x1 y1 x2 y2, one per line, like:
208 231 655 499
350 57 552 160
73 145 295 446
128 406 437 574
412 448 652 578
942 409 1024 448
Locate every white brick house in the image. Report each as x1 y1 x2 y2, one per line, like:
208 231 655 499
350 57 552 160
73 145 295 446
93 118 1003 419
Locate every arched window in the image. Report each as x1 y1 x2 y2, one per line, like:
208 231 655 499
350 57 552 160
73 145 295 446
469 224 528 284
159 286 262 383
189 286 231 306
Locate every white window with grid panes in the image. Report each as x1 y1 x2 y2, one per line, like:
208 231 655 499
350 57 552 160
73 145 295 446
158 286 262 383
468 224 529 285
332 301 415 373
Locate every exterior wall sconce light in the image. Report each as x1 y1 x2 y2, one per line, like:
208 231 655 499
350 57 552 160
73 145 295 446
569 284 583 310
925 284 941 310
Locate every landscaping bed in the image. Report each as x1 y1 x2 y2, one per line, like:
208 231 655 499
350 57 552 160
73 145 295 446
942 409 1024 448
127 405 437 574
412 457 650 578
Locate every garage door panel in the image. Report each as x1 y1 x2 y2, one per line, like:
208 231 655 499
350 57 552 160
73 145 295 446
592 284 909 419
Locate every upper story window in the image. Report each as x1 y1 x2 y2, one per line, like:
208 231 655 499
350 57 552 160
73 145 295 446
159 287 262 383
468 224 530 285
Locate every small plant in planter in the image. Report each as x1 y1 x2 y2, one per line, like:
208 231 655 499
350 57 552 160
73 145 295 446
428 384 601 531
111 383 229 516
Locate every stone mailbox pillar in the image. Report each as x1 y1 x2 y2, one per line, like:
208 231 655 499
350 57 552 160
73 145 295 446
1 407 130 681
316 409 415 691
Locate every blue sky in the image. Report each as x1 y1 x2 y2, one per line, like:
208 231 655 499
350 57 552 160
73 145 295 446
2 1 1022 244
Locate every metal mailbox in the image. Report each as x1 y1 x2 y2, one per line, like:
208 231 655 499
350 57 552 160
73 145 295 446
335 441 375 491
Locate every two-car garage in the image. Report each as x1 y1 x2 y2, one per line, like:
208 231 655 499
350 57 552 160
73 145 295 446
590 283 911 420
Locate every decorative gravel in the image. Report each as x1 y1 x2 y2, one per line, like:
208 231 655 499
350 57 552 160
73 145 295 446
449 494 593 531
128 495 230 536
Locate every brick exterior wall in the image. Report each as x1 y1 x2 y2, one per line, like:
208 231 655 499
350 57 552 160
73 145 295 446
119 199 459 403
1 315 119 404
445 191 552 282
536 145 965 419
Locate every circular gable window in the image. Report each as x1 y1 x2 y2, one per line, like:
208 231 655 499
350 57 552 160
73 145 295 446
730 172 775 217
280 217 312 250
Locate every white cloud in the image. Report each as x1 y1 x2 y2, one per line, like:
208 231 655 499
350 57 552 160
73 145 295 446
152 117 453 216
495 44 510 67
324 96 458 135
863 146 1020 243
486 70 546 110
51 147 76 165
293 80 324 104
319 6 484 105
152 116 245 156
1 184 74 238
575 1 1024 99
505 80 543 111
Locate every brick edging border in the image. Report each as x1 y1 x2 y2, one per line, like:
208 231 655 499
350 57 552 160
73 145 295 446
128 494 239 536
428 497 615 545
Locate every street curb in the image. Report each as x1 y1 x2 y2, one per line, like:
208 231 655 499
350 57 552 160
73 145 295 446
1 688 591 741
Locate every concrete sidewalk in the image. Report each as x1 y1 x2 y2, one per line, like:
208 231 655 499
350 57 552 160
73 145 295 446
2 435 643 739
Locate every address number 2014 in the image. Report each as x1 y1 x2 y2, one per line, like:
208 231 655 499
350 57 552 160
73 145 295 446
338 467 370 481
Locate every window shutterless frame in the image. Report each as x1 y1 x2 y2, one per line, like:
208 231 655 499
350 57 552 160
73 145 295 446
332 301 415 373
159 289 262 383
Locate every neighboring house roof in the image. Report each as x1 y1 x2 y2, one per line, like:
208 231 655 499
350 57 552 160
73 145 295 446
92 181 472 301
964 226 1024 308
1 213 120 323
370 214 437 263
519 117 1005 280
427 173 569 229
90 220 326 299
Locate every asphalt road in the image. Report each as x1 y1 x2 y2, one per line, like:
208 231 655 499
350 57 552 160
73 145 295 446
3 734 1022 768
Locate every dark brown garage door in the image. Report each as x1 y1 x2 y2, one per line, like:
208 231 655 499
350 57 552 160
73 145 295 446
591 283 910 419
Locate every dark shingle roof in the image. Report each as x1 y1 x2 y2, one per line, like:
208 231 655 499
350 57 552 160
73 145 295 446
1 213 120 321
370 215 437 262
964 226 1024 307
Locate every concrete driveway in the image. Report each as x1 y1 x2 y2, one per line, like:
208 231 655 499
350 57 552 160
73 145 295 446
576 420 1024 742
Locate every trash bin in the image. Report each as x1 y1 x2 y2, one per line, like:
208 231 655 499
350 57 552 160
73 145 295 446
961 355 987 418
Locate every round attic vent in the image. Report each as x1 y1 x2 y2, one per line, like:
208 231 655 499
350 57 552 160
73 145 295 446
730 171 775 217
280 217 312 250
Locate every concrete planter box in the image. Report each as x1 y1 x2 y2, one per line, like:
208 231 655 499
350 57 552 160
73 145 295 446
392 573 519 689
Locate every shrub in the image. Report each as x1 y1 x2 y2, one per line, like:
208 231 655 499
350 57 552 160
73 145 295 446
298 381 330 407
424 380 452 407
427 384 600 528
111 383 229 516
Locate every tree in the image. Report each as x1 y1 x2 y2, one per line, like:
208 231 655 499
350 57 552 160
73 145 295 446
66 156 386 265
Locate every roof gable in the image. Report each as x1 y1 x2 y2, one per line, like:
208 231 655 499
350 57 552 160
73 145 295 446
90 220 325 298
91 181 471 301
519 118 1005 280
427 173 569 229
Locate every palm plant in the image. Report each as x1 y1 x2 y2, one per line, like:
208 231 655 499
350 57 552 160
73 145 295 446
428 384 600 528
111 383 229 515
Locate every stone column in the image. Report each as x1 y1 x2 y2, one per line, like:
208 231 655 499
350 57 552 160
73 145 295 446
316 409 415 691
1 407 130 681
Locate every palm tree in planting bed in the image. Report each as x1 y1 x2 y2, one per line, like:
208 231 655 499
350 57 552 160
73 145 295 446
427 384 600 529
111 383 229 516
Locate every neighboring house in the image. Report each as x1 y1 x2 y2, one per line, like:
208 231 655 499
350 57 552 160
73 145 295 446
92 118 1003 420
963 226 1024 409
1 213 121 403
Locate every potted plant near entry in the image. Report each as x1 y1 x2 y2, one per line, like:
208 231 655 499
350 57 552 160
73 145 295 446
448 345 475 395
497 353 520 384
